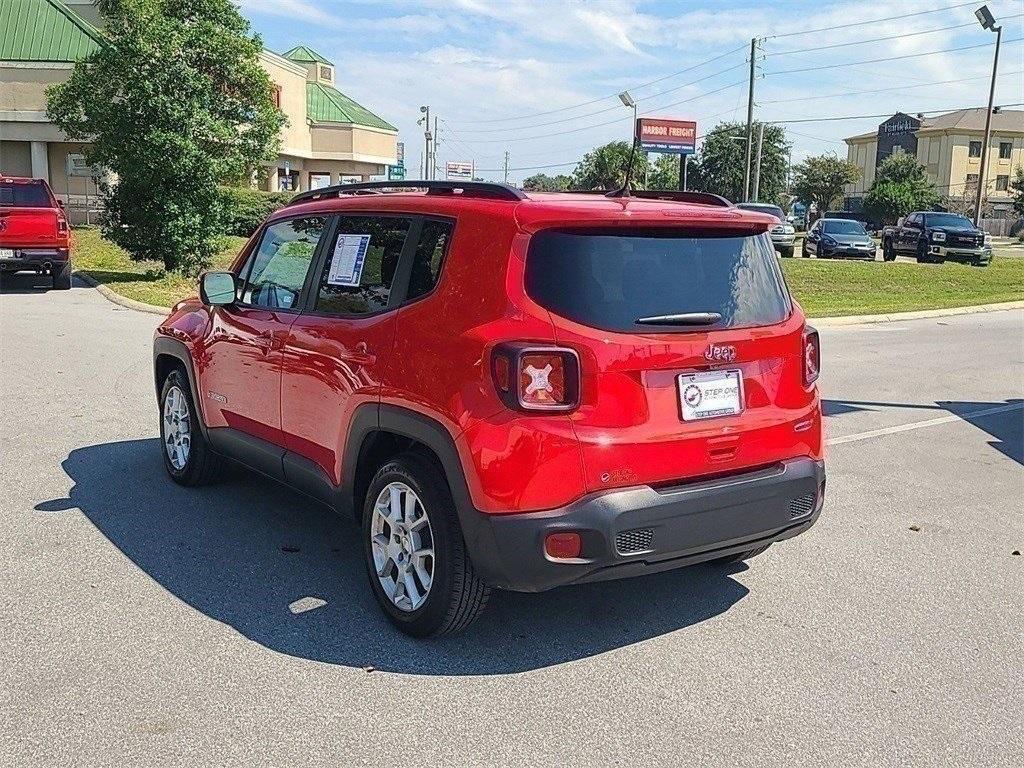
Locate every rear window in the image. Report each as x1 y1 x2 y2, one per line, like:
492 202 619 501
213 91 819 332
525 229 791 333
0 181 51 207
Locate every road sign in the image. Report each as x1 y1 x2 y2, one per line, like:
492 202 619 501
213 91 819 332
388 165 406 181
66 153 100 178
396 142 405 166
445 161 474 180
636 118 697 155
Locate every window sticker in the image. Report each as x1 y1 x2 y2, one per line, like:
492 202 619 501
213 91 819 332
327 234 371 286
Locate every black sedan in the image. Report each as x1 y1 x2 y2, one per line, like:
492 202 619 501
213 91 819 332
803 218 877 260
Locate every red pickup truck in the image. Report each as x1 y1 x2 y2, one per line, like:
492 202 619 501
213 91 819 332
0 177 72 289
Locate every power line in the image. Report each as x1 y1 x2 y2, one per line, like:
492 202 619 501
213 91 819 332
450 43 748 125
766 1 979 40
769 102 1024 125
765 20 976 56
766 37 1023 77
758 70 1024 106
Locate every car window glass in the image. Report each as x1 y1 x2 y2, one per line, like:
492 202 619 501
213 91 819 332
823 220 867 235
240 217 325 310
0 181 51 207
407 219 453 301
315 216 412 315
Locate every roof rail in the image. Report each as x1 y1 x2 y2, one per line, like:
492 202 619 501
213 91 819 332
286 180 528 207
620 190 733 207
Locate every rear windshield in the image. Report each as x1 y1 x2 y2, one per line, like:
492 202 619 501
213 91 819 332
525 229 791 333
0 181 51 207
822 219 867 235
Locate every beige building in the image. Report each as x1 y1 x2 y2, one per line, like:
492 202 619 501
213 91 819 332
0 0 398 213
844 108 1024 218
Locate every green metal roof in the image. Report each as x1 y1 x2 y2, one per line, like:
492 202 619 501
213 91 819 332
0 0 102 62
283 45 332 65
306 82 396 132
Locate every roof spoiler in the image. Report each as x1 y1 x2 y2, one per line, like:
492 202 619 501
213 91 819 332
286 180 528 207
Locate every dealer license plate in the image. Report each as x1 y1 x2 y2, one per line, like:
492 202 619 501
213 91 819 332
678 370 743 421
0 249 15 259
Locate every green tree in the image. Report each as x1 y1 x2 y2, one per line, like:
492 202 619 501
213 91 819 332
47 0 285 274
572 141 652 191
791 153 860 215
686 121 790 203
1010 166 1024 217
862 152 939 224
521 173 572 192
647 154 683 190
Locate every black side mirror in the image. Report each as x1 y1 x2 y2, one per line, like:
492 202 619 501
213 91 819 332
200 271 237 306
56 200 65 209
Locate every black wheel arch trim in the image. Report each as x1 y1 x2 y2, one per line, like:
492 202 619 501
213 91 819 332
152 336 211 440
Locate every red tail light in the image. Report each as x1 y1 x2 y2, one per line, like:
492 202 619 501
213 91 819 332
803 326 820 387
491 345 580 412
56 214 68 235
544 532 582 559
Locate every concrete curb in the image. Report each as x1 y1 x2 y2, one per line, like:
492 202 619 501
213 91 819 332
811 300 1024 326
73 271 169 316
75 270 1024 326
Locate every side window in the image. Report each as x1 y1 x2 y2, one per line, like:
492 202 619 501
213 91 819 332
240 217 326 309
315 216 412 315
407 219 453 302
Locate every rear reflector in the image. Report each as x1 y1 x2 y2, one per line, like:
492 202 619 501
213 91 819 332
544 532 582 559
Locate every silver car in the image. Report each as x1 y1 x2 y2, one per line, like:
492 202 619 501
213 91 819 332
737 203 795 257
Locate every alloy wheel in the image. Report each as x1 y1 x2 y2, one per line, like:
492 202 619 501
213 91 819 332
370 482 435 612
163 385 191 471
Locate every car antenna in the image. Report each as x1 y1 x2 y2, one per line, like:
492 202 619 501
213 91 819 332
606 136 639 199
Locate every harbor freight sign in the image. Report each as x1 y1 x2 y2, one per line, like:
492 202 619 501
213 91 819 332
636 119 697 155
445 161 474 180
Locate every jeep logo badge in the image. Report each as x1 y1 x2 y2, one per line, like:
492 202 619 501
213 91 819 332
704 344 736 363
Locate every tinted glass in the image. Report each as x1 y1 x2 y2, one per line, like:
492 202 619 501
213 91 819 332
525 229 790 333
315 216 411 315
407 219 452 301
241 217 325 309
0 182 51 207
822 219 867 235
738 203 785 221
924 213 973 228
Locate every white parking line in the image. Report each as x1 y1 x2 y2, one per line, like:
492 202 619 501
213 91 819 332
826 402 1024 446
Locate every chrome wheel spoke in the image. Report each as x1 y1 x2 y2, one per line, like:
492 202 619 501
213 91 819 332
369 482 435 613
162 386 191 470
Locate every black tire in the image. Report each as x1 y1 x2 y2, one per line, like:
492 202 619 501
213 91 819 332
779 246 794 258
362 453 489 637
52 261 72 290
916 241 930 264
158 368 222 486
713 543 772 565
801 242 810 258
882 239 895 262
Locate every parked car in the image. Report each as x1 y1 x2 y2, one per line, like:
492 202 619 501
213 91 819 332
737 202 795 257
823 210 881 233
882 211 992 265
0 177 71 289
802 218 876 259
152 181 826 637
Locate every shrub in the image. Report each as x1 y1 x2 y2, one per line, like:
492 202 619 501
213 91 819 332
219 186 294 236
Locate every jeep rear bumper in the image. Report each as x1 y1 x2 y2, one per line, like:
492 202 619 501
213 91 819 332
463 457 825 592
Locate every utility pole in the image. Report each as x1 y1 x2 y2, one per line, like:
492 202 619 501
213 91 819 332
679 154 688 191
420 106 431 180
743 37 757 203
751 122 765 202
974 21 1002 225
503 150 510 184
433 115 439 180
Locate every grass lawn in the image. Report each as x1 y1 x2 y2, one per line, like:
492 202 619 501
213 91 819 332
72 226 1024 316
72 227 248 308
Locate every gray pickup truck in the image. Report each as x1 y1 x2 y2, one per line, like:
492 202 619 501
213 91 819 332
882 212 992 266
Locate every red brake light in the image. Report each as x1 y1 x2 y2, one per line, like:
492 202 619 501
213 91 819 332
544 532 582 559
803 326 820 386
491 345 580 412
57 217 68 235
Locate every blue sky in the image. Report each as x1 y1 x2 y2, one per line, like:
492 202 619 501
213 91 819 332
239 0 1024 183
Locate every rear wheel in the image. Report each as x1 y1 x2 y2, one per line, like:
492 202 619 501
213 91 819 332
159 369 222 486
363 453 489 637
882 239 895 262
778 246 794 258
52 261 71 290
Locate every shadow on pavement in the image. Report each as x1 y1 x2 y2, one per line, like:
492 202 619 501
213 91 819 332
824 398 1023 466
39 438 750 675
0 271 56 294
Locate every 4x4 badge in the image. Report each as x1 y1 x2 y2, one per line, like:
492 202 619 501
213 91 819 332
704 344 736 362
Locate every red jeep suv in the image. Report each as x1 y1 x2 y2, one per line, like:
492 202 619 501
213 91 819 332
153 181 825 636
0 177 72 289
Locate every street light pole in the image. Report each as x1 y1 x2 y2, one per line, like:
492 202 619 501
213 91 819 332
751 122 765 203
973 5 1002 226
419 106 430 180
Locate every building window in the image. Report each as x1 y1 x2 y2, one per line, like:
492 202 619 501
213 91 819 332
995 175 1009 191
271 85 281 110
966 173 980 192
968 141 982 158
999 142 1012 159
319 65 332 82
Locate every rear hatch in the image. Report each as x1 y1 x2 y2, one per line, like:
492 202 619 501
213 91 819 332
524 226 819 493
0 181 60 247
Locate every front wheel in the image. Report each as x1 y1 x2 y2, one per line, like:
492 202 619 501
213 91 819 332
882 240 895 262
363 454 489 637
159 369 222 486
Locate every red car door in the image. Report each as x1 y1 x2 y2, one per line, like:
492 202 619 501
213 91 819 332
199 215 328 448
281 214 422 486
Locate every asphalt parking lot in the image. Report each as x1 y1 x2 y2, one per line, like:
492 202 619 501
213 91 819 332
1 273 1021 767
